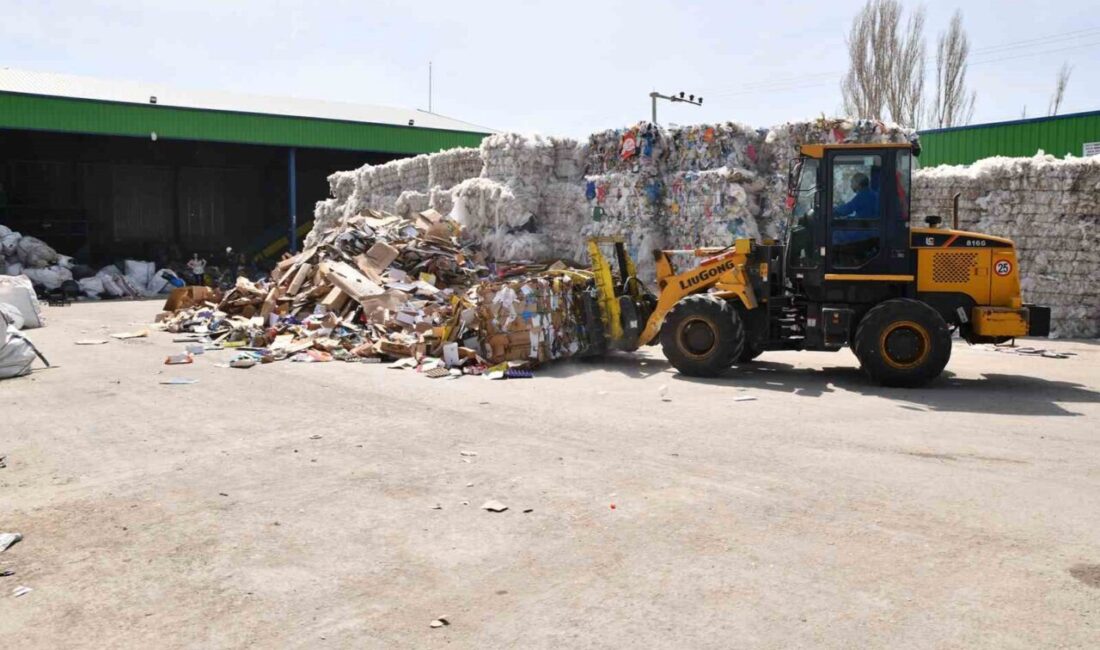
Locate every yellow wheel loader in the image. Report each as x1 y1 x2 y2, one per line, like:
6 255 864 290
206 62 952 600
586 142 1050 387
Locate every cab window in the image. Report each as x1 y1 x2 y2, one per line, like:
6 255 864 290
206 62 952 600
830 154 883 269
788 157 820 269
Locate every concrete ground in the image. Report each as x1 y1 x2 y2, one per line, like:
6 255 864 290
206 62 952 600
2 300 1099 649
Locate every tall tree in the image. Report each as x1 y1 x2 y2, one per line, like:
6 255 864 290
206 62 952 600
841 0 927 127
1048 63 1072 116
930 11 975 128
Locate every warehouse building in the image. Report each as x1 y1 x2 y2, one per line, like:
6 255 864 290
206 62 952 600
918 109 1100 167
0 69 489 265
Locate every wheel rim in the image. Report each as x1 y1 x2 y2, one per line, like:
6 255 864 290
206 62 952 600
677 317 717 358
879 320 931 370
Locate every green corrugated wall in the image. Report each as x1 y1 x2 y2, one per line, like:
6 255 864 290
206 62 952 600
0 92 488 153
918 110 1100 167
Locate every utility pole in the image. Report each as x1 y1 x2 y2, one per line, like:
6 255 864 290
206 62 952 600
649 90 703 124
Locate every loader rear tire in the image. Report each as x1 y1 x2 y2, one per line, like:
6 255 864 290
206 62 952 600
661 295 745 377
854 299 952 387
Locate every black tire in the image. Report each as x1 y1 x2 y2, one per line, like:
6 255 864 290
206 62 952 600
854 298 952 387
736 344 764 363
660 295 745 377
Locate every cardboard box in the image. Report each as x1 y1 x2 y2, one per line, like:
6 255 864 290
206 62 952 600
163 286 217 312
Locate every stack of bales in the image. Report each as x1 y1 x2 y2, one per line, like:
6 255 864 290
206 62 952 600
913 153 1100 338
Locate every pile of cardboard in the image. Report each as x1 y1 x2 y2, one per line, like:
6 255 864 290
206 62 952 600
157 209 599 372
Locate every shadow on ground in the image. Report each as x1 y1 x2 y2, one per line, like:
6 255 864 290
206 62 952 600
538 352 1100 418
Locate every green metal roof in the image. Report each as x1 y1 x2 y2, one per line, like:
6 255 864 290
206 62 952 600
0 91 488 154
0 68 490 154
918 110 1100 167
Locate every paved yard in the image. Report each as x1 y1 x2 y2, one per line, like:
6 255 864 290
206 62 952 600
2 300 1099 648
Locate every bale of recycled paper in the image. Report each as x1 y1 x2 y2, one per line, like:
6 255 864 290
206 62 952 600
475 275 585 363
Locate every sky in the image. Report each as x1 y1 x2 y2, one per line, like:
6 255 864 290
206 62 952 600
1 0 1097 137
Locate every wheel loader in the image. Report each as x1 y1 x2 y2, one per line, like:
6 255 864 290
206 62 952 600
582 141 1051 387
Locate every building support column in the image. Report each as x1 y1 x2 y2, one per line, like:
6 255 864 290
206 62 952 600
288 147 298 253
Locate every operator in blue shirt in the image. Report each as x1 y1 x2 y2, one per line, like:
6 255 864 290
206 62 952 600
831 172 880 264
835 173 878 217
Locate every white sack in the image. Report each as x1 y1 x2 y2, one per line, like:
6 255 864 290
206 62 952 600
0 275 44 328
15 235 59 268
0 302 24 330
0 323 40 379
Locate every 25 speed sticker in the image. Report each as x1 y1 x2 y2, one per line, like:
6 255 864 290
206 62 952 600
994 259 1013 276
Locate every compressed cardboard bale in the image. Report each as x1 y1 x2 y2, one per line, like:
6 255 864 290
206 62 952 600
475 274 584 363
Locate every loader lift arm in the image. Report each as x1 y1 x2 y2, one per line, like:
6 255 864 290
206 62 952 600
636 241 760 347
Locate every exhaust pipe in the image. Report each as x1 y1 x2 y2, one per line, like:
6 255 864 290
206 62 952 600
952 192 961 230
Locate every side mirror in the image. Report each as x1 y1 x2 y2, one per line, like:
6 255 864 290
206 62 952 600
787 158 804 196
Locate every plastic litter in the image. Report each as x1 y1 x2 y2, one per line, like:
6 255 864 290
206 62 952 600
0 532 21 553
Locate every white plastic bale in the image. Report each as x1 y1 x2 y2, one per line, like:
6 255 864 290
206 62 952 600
480 231 553 262
394 190 430 218
396 155 431 193
428 186 454 216
328 170 357 202
428 147 483 189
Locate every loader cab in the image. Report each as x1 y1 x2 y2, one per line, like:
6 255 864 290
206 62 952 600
784 143 915 300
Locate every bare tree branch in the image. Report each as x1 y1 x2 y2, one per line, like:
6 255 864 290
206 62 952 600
841 0 927 127
1048 63 1072 116
931 11 975 128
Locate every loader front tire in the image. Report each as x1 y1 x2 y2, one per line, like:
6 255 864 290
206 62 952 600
661 295 745 377
854 299 952 387
736 344 764 363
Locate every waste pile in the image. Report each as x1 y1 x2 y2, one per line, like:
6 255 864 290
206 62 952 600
157 209 601 375
913 153 1100 338
309 117 915 283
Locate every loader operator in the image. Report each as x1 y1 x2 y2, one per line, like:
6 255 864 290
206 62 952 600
831 172 880 267
834 172 878 218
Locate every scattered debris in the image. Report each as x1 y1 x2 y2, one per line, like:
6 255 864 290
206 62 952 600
429 616 450 628
75 339 109 345
459 451 478 457
164 352 194 365
994 345 1073 359
159 378 198 385
12 585 32 598
658 385 671 402
229 353 258 369
0 455 6 469
0 570 14 578
733 395 757 402
523 508 534 513
110 329 149 340
480 500 509 513
0 533 22 553
309 434 323 440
